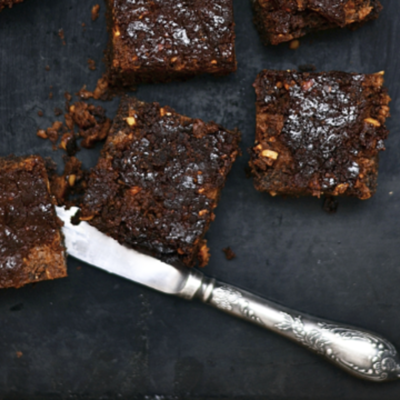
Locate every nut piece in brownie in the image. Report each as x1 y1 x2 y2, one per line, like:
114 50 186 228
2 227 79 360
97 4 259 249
252 0 382 45
105 0 237 86
249 70 391 199
0 156 67 289
81 97 241 267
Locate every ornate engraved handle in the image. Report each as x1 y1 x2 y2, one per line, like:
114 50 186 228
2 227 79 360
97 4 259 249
177 270 400 382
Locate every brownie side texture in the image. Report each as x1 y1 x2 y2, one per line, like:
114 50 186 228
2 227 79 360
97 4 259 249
252 0 382 45
0 156 67 289
81 97 241 268
249 70 391 199
105 0 237 86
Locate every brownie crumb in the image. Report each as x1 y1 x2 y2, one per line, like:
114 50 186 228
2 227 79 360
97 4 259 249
87 58 96 71
38 110 44 117
54 107 63 116
16 351 23 358
223 247 236 260
289 40 300 50
58 29 66 46
48 156 87 208
91 4 100 21
36 98 111 153
49 92 53 99
45 65 50 71
323 196 339 214
76 75 111 101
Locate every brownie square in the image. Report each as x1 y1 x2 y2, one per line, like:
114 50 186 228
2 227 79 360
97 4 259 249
0 156 67 289
252 0 382 45
0 0 24 12
249 70 391 199
105 0 237 86
81 97 241 267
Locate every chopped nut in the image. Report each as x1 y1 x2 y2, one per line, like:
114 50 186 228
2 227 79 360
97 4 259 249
198 209 208 217
80 215 94 221
91 4 100 21
160 108 171 117
364 118 381 127
68 174 76 187
211 60 218 65
37 129 48 139
269 191 277 197
261 149 279 160
276 82 283 89
129 186 142 196
126 117 136 126
114 29 120 37
335 183 349 194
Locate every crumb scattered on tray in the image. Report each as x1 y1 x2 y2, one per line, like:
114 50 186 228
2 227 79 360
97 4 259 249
289 40 300 50
76 75 111 101
38 110 44 117
58 28 66 46
45 65 50 71
54 107 63 116
223 247 236 260
16 351 23 358
91 4 100 21
87 58 96 71
323 196 339 214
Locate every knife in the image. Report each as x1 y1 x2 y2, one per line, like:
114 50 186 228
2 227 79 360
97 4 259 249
56 206 400 382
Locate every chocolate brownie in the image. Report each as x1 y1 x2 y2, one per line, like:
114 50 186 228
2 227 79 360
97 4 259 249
0 0 24 12
105 0 237 86
81 97 241 267
249 70 391 199
252 0 382 45
0 156 67 289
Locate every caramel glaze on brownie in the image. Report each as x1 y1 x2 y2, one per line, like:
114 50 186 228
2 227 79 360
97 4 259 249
249 70 391 199
252 0 382 45
105 0 237 86
81 97 241 268
0 156 67 289
0 0 24 12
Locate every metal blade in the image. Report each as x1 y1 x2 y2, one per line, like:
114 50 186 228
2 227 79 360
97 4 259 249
56 206 189 295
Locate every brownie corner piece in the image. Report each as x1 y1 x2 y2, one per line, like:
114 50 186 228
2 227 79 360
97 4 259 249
252 0 382 45
0 155 67 289
249 70 391 200
81 97 241 268
105 0 237 86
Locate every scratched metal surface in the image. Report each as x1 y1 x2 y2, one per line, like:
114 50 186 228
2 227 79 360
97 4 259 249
0 0 400 399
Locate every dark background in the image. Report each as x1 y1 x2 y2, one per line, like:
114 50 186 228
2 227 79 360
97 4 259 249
0 0 400 398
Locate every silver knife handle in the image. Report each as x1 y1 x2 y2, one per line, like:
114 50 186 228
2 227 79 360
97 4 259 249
177 269 400 382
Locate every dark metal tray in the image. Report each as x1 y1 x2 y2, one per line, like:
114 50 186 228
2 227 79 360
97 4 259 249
1 0 399 398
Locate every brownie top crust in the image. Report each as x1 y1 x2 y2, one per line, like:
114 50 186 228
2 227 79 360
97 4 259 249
81 97 240 267
252 70 390 197
109 0 236 75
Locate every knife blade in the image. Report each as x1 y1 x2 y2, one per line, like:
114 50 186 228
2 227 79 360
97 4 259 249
56 206 188 295
56 206 400 382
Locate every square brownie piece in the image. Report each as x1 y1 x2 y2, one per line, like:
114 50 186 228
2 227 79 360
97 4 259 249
105 0 237 86
249 70 391 199
252 0 382 45
81 97 241 267
0 156 67 289
0 0 24 12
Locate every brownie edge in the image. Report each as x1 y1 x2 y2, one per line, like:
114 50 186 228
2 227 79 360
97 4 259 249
249 70 391 200
0 156 67 289
81 97 241 268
